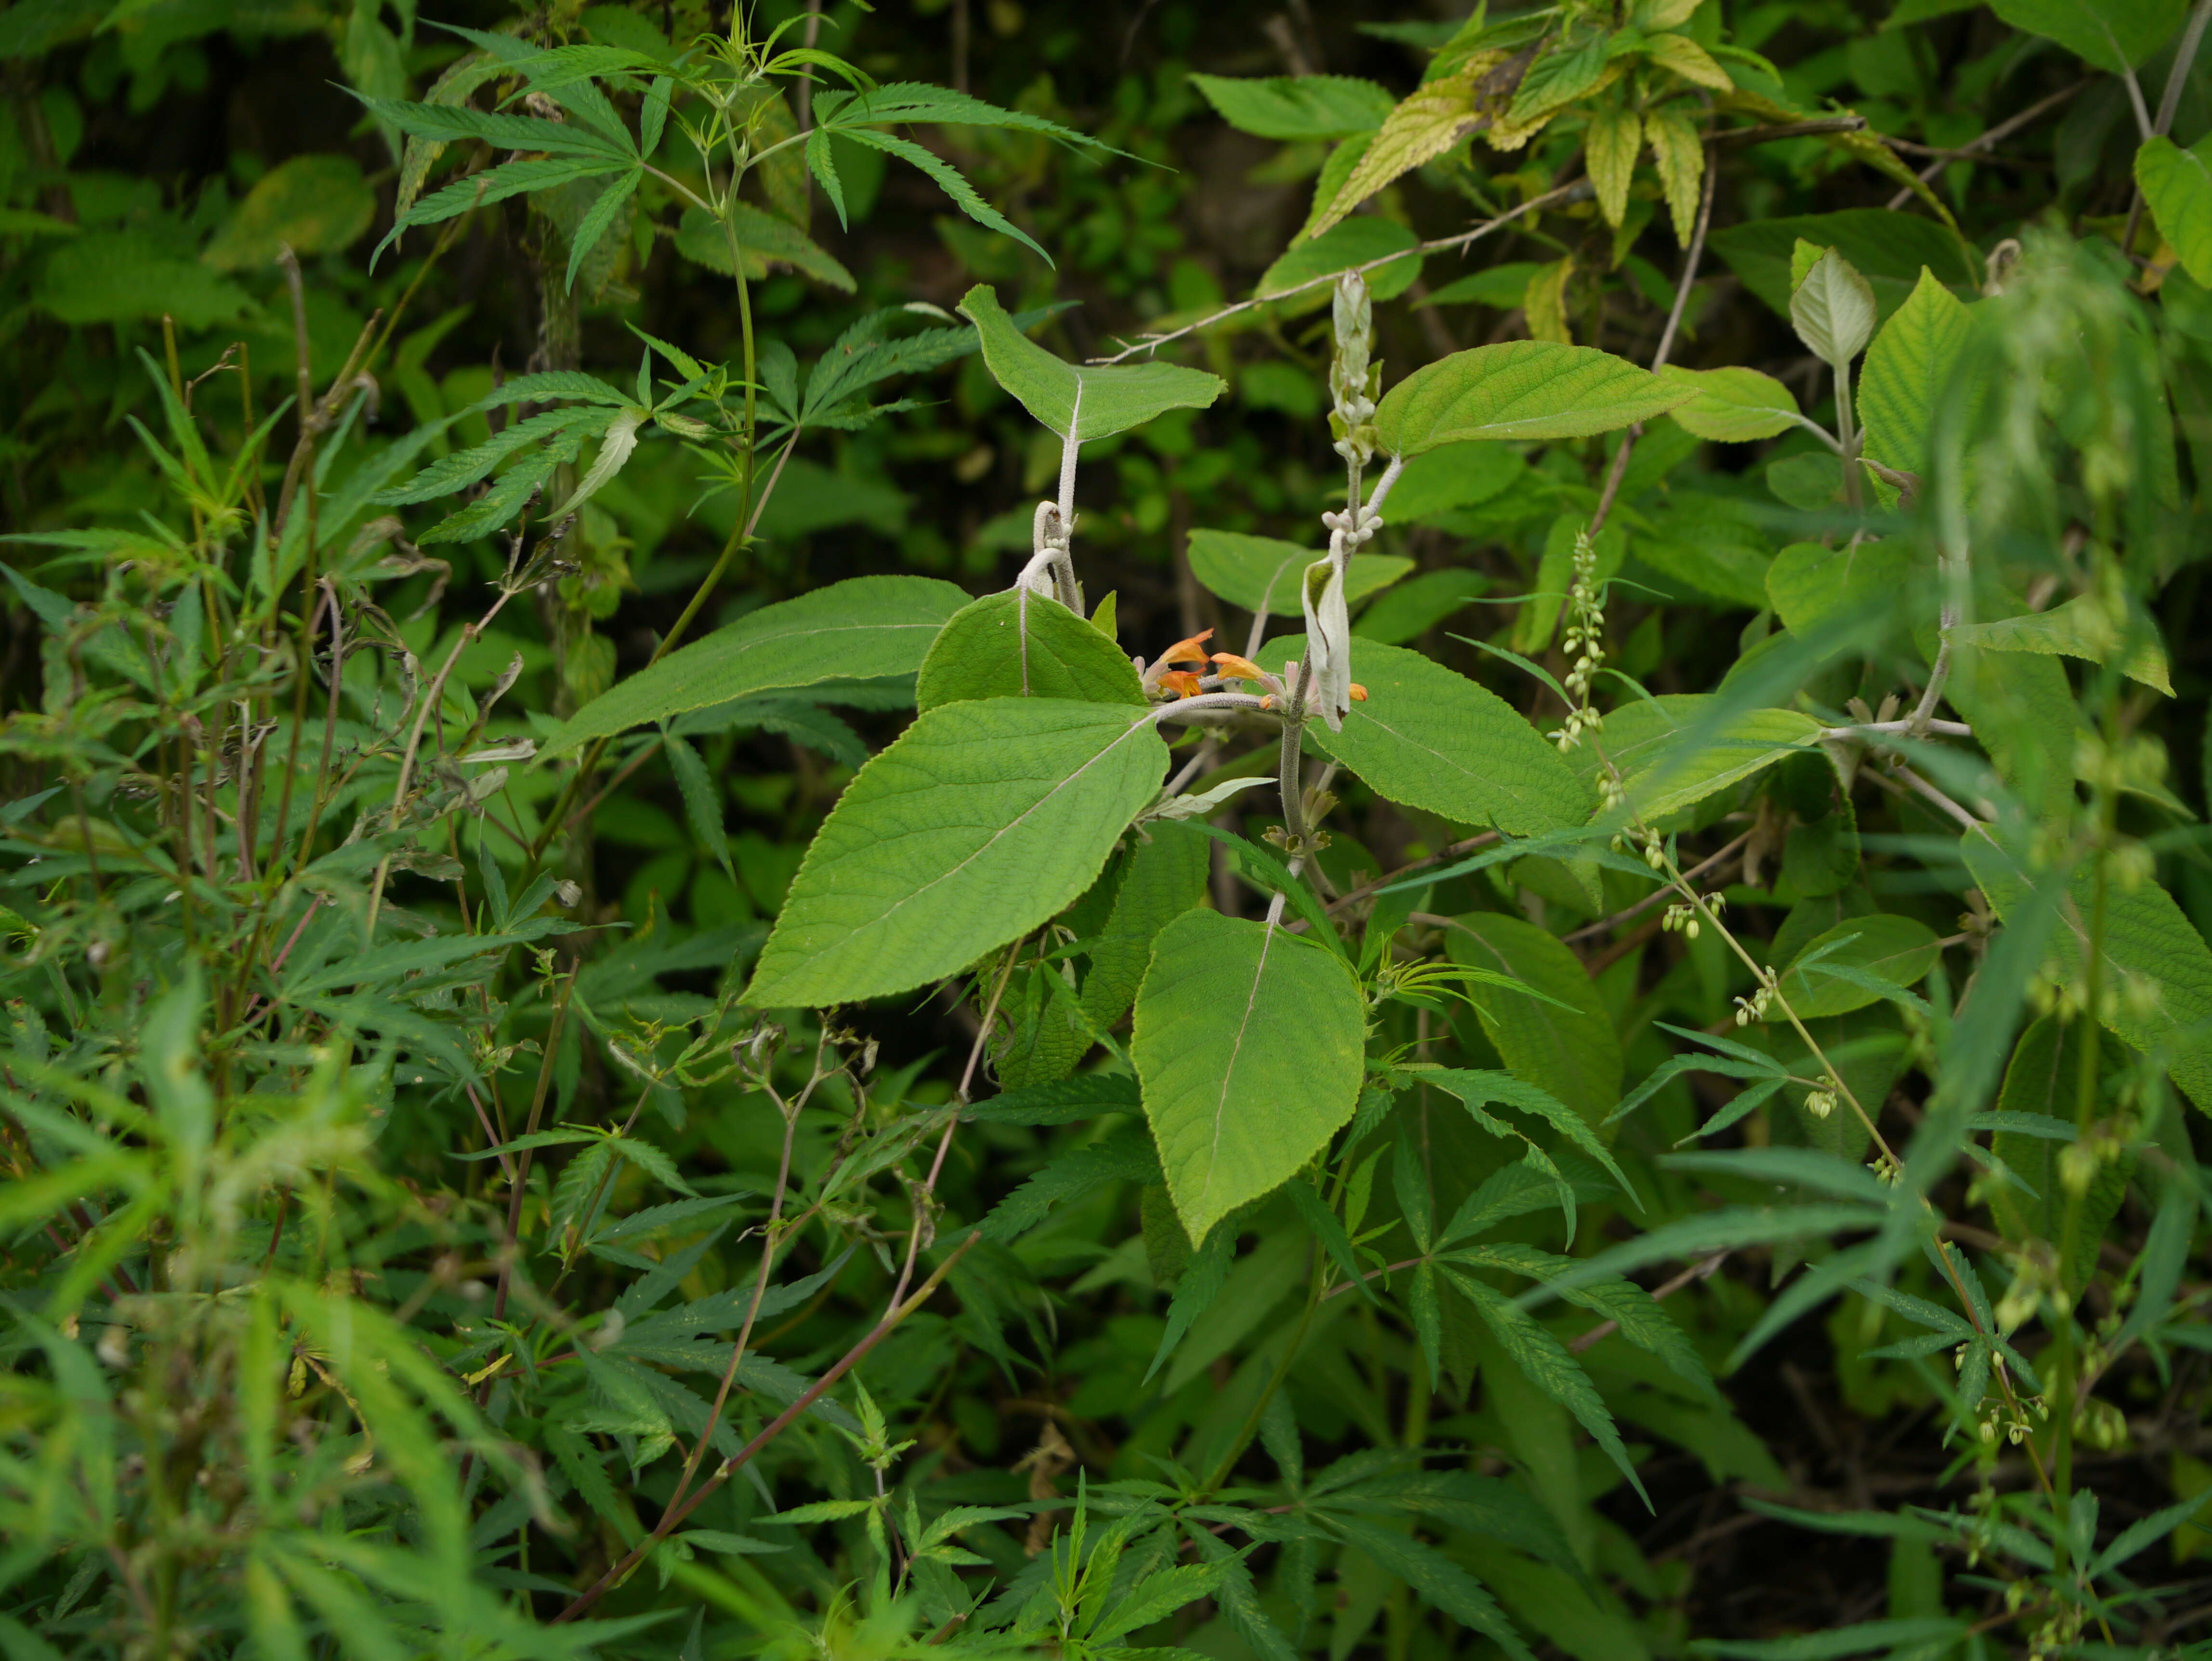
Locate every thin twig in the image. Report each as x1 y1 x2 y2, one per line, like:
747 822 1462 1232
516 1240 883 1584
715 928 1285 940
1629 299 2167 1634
1590 152 1718 537
1090 182 1592 365
1568 1251 1730 1352
1884 80 2088 211
1561 830 1752 944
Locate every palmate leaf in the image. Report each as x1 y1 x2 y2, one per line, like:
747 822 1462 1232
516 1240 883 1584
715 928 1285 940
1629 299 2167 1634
818 82 1113 150
1326 1515 1534 1661
543 575 969 754
843 128 1053 264
354 94 631 161
1131 909 1367 1243
381 156 623 256
375 408 609 507
1439 1264 1649 1506
744 699 1169 1008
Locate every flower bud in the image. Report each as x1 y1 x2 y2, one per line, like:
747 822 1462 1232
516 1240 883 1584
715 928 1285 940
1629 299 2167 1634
1299 557 1354 732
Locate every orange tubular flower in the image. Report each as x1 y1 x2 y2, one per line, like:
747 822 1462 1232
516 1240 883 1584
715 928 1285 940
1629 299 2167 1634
1152 669 1207 700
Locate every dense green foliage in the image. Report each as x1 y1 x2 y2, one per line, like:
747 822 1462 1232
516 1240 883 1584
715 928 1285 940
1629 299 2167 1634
8 1 2212 1657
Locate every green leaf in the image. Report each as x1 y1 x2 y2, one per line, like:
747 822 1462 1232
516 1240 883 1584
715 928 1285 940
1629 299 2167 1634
1987 1016 2133 1294
354 92 631 159
843 128 1053 264
746 700 1168 1008
1189 72 1396 139
202 155 375 271
1326 1516 1533 1661
1659 365 1805 443
1089 1563 1226 1643
958 284 1226 442
547 406 645 520
1373 342 1695 455
1440 914 1623 1126
818 81 1112 151
542 576 970 755
1439 1265 1649 1506
1572 694 1826 821
1420 1068 1640 1212
1991 0 2188 70
1963 826 2212 1112
1256 216 1424 309
37 232 253 329
1951 594 2174 696
1375 442 1527 524
1790 247 1877 368
1078 821 1211 1034
1265 633 1594 836
1776 915 1940 1019
1132 909 1367 1243
1858 267 1974 479
1186 530 1410 617
916 589 1146 710
565 168 644 292
672 202 856 292
1354 569 1490 645
2139 133 2212 284
1708 210 1979 324
1766 539 1915 637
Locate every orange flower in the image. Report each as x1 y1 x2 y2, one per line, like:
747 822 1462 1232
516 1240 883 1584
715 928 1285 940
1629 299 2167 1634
1350 683 1369 702
1154 629 1214 667
1207 651 1271 684
1152 669 1207 699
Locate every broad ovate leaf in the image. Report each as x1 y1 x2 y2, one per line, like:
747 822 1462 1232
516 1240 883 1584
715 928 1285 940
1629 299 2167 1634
1790 246 1877 368
745 699 1168 1008
541 575 969 755
1373 341 1694 456
1776 915 1941 1019
917 589 1146 709
1950 594 2173 697
1188 73 1395 141
1992 0 2189 71
1187 529 1410 616
1257 216 1423 309
1576 695 1827 821
958 284 1225 443
1660 366 1804 443
1266 633 1593 835
2136 132 2212 286
1132 910 1366 1243
1859 268 1975 479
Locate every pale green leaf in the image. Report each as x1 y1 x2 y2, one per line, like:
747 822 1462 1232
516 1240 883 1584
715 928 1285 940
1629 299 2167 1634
1951 594 2174 696
1374 341 1694 455
1309 78 1482 236
1987 1017 2133 1295
1659 365 1805 443
542 575 969 755
1858 267 1974 477
202 155 375 271
746 700 1169 1008
1586 106 1641 228
1766 539 1916 636
958 285 1226 442
2138 133 2212 285
1132 909 1367 1243
1790 246 1877 368
672 202 856 291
